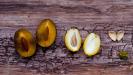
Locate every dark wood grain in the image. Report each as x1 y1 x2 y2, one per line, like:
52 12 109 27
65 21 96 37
0 0 133 75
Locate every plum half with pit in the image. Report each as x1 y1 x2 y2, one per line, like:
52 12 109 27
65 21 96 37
14 28 36 58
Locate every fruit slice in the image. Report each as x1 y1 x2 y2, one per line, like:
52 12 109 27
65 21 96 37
108 31 117 41
36 19 57 47
117 31 124 41
65 28 82 52
14 28 36 58
83 33 101 56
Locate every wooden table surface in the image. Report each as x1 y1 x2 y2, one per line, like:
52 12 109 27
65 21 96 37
0 0 133 75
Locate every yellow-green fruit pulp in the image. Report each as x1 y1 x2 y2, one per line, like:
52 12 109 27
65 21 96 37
83 33 101 56
65 28 82 52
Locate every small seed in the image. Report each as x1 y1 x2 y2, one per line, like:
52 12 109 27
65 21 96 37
117 31 124 41
71 32 77 47
43 26 49 41
21 38 29 51
108 31 117 41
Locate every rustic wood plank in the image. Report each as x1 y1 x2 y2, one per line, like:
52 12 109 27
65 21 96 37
0 0 133 74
